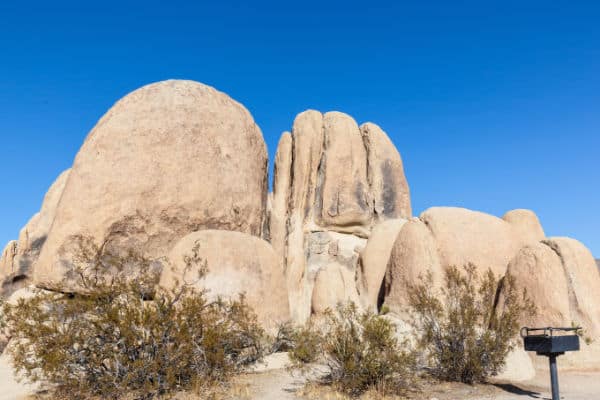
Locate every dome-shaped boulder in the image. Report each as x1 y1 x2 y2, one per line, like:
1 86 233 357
34 80 268 291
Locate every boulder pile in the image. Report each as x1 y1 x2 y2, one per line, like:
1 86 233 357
1 80 598 370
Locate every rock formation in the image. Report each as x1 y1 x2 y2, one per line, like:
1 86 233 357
356 218 407 311
0 169 70 297
500 237 600 370
1 78 599 376
159 230 289 330
269 110 411 322
381 207 545 315
33 80 268 291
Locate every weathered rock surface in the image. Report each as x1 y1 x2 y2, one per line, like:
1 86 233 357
502 242 571 328
421 207 535 278
34 80 268 291
383 218 444 317
502 237 600 370
269 132 292 265
502 209 545 244
497 348 536 382
382 207 546 316
159 230 289 330
0 169 70 297
0 241 18 287
269 110 411 322
503 238 600 336
356 218 407 311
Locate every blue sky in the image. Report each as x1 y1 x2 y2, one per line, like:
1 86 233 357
0 1 598 256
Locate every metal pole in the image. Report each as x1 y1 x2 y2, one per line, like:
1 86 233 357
549 354 560 400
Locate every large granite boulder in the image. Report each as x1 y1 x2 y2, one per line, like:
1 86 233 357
382 207 545 316
159 230 289 330
34 80 268 291
0 170 70 297
421 207 544 277
269 110 411 322
501 237 600 370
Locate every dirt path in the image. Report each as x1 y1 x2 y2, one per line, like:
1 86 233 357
239 369 305 400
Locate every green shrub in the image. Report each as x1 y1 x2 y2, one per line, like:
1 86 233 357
408 264 535 384
289 303 416 397
3 245 265 400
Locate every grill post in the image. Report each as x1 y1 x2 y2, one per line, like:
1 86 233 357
548 354 559 400
521 326 581 400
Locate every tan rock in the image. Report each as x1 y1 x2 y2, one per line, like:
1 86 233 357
0 241 18 288
284 111 324 323
360 123 411 220
305 231 364 315
357 218 407 311
502 209 545 244
420 207 527 278
496 348 535 382
320 112 370 231
269 132 292 264
289 110 324 219
543 237 600 335
1 170 71 297
383 219 444 317
159 230 289 330
270 110 411 322
34 80 268 291
502 242 571 328
311 264 346 314
504 238 600 371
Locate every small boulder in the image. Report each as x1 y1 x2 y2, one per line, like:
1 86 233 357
357 218 407 311
159 230 290 330
383 219 444 318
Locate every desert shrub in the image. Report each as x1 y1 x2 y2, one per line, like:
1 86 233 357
0 296 7 353
287 322 324 368
3 245 265 400
408 264 535 384
289 303 416 397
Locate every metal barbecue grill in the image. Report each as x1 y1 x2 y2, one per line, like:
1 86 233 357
521 326 581 400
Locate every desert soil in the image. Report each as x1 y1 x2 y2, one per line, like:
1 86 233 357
2 353 598 400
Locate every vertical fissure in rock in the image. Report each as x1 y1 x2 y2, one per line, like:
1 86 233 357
541 240 582 323
261 156 270 242
283 132 297 273
313 120 328 227
360 125 376 223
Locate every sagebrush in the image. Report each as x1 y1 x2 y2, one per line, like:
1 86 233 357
3 242 265 400
408 264 535 384
289 303 416 397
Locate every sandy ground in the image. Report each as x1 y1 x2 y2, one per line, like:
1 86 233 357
1 352 598 400
238 369 600 400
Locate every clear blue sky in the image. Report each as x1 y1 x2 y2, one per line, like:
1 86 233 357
0 1 598 256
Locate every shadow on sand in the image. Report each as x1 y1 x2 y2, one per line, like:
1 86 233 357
492 383 548 399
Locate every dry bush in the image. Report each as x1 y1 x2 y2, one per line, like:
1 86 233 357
0 296 7 353
289 303 416 397
408 264 535 384
2 240 265 400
